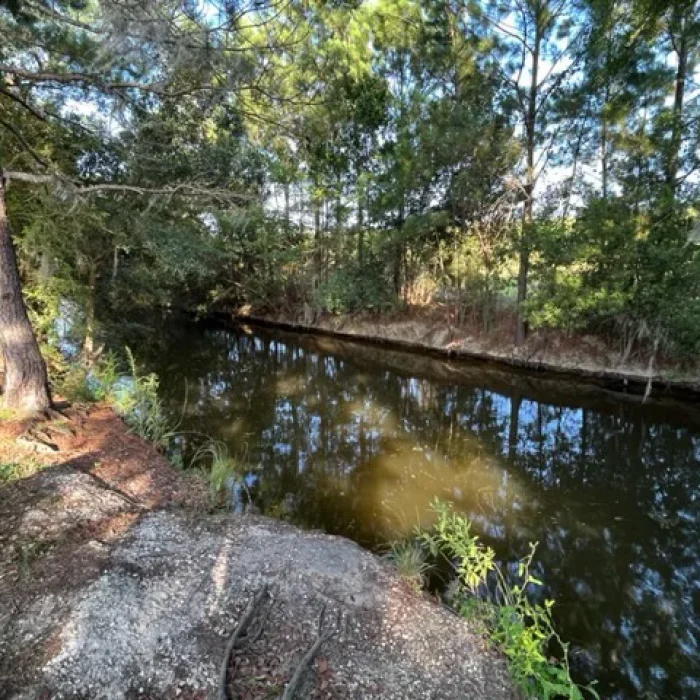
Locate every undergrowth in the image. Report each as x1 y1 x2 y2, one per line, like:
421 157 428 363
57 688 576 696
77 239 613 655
0 458 43 485
53 346 179 454
413 501 597 700
110 348 178 449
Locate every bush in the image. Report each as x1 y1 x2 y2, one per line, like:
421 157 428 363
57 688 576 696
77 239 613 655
0 459 42 484
315 263 395 314
419 501 597 699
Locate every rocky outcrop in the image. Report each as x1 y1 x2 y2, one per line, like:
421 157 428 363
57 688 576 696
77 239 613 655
0 466 516 699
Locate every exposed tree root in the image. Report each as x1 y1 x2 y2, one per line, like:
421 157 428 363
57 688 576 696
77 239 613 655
218 584 270 700
14 403 83 452
16 428 58 453
281 604 339 700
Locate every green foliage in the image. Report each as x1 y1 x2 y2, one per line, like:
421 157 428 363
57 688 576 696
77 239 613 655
0 458 43 485
54 351 121 404
56 364 97 403
110 348 177 450
528 202 700 358
4 0 700 374
315 263 396 314
420 501 597 699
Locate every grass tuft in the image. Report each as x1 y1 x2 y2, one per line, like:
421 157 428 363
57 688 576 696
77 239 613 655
384 539 431 593
109 347 178 450
191 440 251 509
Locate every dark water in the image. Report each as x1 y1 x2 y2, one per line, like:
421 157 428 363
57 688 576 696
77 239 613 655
131 317 699 699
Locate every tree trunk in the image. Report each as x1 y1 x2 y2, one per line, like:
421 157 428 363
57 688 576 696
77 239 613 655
601 115 609 200
357 190 364 270
83 263 97 365
516 24 541 345
601 39 612 200
111 246 119 285
313 197 322 286
515 15 542 345
0 173 52 412
666 12 688 198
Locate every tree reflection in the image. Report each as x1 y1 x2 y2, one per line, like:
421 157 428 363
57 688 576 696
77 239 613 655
135 318 700 699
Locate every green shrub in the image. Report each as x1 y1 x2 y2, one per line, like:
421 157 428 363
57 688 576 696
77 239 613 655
0 458 43 484
419 501 597 699
315 263 395 314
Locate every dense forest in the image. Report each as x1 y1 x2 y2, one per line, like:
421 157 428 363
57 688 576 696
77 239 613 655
1 0 700 412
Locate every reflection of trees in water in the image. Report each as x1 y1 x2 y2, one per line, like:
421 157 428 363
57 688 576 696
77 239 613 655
137 322 699 699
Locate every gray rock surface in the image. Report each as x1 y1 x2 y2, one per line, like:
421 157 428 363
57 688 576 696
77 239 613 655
1 469 516 699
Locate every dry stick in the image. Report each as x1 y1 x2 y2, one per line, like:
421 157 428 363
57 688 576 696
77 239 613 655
246 594 276 646
281 605 338 700
218 584 269 700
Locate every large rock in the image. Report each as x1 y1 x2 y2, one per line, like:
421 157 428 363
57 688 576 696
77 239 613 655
1 469 515 699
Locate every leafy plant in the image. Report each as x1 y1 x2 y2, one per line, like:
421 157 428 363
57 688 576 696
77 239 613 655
419 501 597 699
315 263 395 314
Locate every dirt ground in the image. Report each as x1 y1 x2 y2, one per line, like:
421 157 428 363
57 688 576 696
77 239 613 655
0 407 516 700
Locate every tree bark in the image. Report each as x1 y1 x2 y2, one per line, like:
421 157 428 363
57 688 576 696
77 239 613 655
83 263 97 365
0 172 52 412
516 23 542 345
666 11 688 198
357 190 364 270
111 246 119 285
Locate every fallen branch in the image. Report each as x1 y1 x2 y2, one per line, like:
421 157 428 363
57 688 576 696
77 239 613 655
281 604 338 700
218 584 269 700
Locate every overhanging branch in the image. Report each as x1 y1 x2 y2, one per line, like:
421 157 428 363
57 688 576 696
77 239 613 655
3 170 257 203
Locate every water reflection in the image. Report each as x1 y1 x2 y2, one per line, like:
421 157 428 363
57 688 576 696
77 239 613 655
135 318 700 699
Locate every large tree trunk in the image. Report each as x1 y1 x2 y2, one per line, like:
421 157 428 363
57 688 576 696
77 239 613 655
0 173 52 412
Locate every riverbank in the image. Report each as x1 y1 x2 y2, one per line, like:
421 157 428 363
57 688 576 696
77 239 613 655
234 307 700 399
0 406 515 699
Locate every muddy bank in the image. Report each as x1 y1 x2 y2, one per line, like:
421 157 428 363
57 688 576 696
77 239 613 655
0 409 515 699
233 309 700 400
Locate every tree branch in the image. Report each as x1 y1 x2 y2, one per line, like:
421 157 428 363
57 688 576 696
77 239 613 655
0 117 48 168
3 171 257 202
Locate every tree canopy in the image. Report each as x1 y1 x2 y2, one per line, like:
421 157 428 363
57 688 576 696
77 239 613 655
1 0 700 410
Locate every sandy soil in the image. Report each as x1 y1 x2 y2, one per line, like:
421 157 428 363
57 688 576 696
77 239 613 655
0 408 516 700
